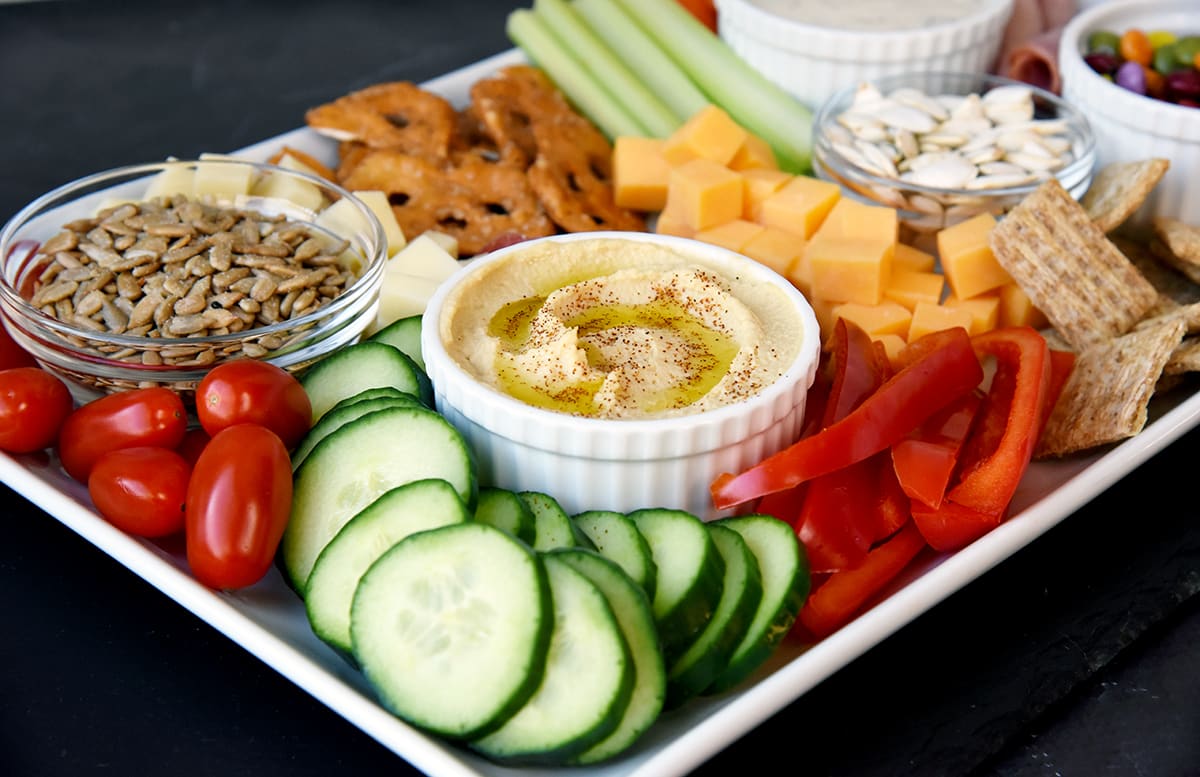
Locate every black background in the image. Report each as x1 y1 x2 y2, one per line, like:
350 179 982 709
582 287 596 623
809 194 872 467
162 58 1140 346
3 2 1200 775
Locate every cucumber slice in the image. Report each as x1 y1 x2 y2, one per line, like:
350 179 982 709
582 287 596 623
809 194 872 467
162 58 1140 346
283 405 476 591
300 340 432 422
471 554 633 765
290 392 425 472
571 509 657 600
664 523 762 708
305 478 470 653
520 491 595 551
475 487 536 545
351 522 552 740
704 514 811 695
553 548 666 766
627 508 725 664
367 314 425 371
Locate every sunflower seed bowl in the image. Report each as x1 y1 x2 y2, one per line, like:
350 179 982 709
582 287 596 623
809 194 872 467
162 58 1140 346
812 71 1096 241
0 159 387 401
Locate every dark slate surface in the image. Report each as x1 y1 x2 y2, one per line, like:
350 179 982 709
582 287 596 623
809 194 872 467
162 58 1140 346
3 1 1200 775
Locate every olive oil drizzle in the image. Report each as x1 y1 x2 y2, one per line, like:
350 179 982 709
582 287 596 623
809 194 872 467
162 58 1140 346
488 294 738 417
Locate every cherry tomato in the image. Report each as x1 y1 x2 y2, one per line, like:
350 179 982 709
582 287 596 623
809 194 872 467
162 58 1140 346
0 322 36 370
196 360 311 450
88 447 191 538
176 426 211 468
185 423 292 590
57 386 187 482
0 367 74 453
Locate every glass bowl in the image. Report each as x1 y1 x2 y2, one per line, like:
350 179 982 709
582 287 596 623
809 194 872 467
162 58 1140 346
812 71 1096 239
0 159 387 402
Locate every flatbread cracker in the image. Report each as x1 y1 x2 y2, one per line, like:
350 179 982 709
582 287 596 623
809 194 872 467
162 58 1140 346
1164 337 1200 376
1136 300 1200 336
990 178 1159 351
1112 233 1200 305
1081 158 1169 233
1153 217 1200 267
1036 318 1186 458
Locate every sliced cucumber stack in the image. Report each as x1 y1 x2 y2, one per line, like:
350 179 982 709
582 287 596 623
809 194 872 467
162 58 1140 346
367 314 425 371
704 513 810 695
552 548 666 766
572 509 657 599
291 389 425 472
283 404 476 591
664 522 762 708
305 478 470 654
628 508 725 664
520 491 595 551
351 522 552 739
474 486 536 545
300 339 433 422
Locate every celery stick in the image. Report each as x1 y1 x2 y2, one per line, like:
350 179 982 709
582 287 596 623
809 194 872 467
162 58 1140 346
506 9 645 140
612 0 813 173
533 0 681 137
573 0 710 123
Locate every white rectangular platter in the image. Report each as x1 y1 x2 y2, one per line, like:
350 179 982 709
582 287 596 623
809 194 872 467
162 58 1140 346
5 47 1200 777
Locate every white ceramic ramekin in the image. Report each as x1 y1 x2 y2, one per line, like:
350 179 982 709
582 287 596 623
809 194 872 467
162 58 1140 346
715 0 1015 110
1059 0 1200 226
420 231 822 520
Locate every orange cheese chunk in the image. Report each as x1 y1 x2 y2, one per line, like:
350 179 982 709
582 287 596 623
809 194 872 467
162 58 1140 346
907 301 975 342
937 213 1011 300
809 295 840 343
818 197 898 244
694 219 765 253
728 132 778 171
758 175 842 238
892 242 938 273
667 158 744 232
884 269 945 311
662 104 748 167
942 292 1000 335
875 333 909 368
741 168 792 222
997 281 1050 330
806 235 894 305
613 136 671 212
654 200 694 239
740 225 806 279
831 300 913 339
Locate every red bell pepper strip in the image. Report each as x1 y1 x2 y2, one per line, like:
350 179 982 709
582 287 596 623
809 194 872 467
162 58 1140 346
710 327 984 510
910 498 1003 553
943 326 1051 517
820 318 887 428
1039 348 1076 439
873 451 912 542
796 455 882 573
890 388 983 510
796 522 927 640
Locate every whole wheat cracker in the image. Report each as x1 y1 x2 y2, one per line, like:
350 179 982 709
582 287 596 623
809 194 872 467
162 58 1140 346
989 178 1159 352
1081 158 1169 233
1036 318 1186 458
1153 217 1200 267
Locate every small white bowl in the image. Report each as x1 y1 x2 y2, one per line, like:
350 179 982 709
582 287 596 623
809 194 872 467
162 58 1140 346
1060 0 1200 226
715 0 1015 110
420 232 822 520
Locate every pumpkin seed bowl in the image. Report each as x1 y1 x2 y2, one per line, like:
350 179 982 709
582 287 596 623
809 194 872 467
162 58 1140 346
812 71 1096 242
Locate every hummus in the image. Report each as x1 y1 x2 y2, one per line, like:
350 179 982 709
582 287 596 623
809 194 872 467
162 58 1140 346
437 237 805 420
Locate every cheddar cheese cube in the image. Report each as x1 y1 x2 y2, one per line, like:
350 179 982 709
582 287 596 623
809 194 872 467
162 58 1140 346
741 168 792 222
613 136 671 212
892 242 938 273
694 219 765 253
740 225 806 281
937 213 1011 300
728 132 777 171
758 175 842 238
883 269 945 311
654 200 694 238
662 104 748 167
942 292 1000 335
809 295 840 343
805 235 894 305
667 158 744 231
997 281 1050 330
875 333 909 367
831 300 913 339
818 197 899 244
907 301 975 342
